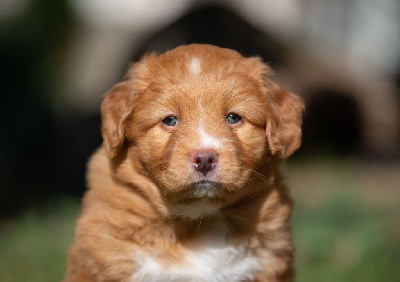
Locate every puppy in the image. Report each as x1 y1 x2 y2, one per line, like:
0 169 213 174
65 44 304 282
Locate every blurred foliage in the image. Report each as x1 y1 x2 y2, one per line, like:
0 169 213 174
0 160 399 281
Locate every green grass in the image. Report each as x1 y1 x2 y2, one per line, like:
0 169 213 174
0 199 79 282
287 160 400 282
293 196 400 282
0 160 399 281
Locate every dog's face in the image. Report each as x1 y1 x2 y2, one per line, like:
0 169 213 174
101 45 303 218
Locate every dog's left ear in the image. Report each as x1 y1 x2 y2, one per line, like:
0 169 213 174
266 82 305 159
101 81 133 158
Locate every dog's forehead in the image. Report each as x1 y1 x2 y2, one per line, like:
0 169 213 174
142 45 255 80
154 65 264 114
131 45 270 95
152 49 263 95
130 45 270 125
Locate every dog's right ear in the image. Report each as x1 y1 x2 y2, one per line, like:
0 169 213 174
101 81 133 158
266 82 305 159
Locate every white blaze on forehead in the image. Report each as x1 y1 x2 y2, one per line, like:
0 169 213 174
188 57 201 75
200 129 222 149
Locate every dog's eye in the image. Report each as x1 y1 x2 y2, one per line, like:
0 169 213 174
162 115 178 127
226 113 242 125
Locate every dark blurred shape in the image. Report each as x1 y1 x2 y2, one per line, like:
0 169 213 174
0 111 101 218
132 4 288 67
0 0 98 218
301 89 362 156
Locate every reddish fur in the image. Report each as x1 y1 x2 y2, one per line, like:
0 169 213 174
65 44 304 282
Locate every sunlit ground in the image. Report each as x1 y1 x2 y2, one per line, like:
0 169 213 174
0 159 399 282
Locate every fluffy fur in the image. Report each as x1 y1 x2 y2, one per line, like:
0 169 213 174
65 44 304 282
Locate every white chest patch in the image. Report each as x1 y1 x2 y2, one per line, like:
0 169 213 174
130 222 261 282
131 245 260 282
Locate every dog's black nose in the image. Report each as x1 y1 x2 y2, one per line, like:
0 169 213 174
191 149 218 175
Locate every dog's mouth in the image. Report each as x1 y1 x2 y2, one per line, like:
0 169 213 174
193 180 217 189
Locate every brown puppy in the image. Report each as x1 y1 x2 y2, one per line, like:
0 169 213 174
65 44 304 282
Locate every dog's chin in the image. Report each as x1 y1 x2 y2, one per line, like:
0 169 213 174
189 180 221 199
166 201 220 220
165 181 225 220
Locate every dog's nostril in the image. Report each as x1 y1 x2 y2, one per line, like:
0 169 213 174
192 149 218 175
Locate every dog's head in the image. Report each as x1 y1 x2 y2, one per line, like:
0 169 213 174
101 44 304 219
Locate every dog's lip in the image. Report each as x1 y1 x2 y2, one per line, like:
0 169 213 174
193 180 218 189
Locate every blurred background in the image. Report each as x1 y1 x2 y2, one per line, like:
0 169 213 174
0 0 399 281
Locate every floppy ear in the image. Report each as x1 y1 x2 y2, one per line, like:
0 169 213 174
101 81 133 158
266 82 305 158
